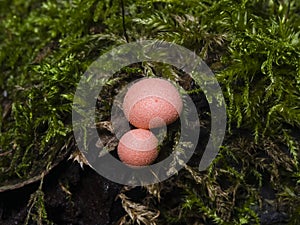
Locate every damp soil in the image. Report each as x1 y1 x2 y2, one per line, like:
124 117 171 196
0 156 290 225
0 161 125 225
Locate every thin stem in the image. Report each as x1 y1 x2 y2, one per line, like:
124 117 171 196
120 0 129 42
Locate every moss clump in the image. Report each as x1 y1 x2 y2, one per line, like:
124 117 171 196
0 0 118 185
0 0 300 224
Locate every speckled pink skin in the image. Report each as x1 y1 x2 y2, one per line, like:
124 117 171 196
123 78 183 129
117 129 158 166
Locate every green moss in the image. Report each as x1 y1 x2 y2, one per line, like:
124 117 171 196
24 176 53 225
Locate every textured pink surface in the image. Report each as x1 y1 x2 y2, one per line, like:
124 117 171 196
123 78 183 129
117 129 158 166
